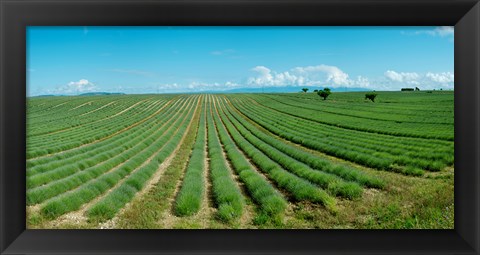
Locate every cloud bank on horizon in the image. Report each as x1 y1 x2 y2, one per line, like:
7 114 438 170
27 26 454 96
246 65 454 91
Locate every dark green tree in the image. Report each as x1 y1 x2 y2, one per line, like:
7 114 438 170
301 88 309 93
317 88 331 100
365 92 378 102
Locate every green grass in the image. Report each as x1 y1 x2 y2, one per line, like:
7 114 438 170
86 97 198 222
39 97 196 218
229 98 452 174
26 92 454 229
221 99 385 189
174 102 207 216
216 98 337 212
211 97 288 220
205 99 245 222
219 99 363 199
115 97 203 229
28 98 191 205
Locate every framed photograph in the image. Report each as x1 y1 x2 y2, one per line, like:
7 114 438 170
1 0 479 254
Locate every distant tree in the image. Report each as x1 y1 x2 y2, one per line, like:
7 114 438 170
301 88 309 93
317 88 331 100
415 87 420 91
313 89 319 93
365 92 378 102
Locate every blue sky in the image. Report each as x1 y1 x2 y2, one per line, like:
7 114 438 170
27 26 454 96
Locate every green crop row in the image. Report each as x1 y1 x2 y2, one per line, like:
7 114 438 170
174 99 207 216
230 96 452 151
28 97 156 138
233 100 413 174
216 97 337 212
27 97 185 177
28 96 143 134
39 96 196 219
237 101 452 168
28 98 159 145
86 96 200 222
206 98 245 222
29 97 194 206
263 94 453 125
231 98 451 174
245 95 453 141
241 102 453 164
27 99 169 158
27 98 189 188
27 101 158 158
277 92 453 114
211 97 288 219
28 96 116 119
220 97 384 188
217 99 363 199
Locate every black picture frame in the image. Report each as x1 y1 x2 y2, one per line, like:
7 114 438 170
1 0 479 254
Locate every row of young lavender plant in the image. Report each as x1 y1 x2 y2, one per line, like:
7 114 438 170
27 98 173 159
27 98 189 189
28 97 194 207
229 96 452 175
246 94 453 141
39 96 198 219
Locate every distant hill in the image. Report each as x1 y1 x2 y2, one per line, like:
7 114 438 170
204 86 371 94
79 92 125 96
31 94 58 98
30 92 125 97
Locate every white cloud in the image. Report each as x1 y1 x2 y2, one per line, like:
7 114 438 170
247 66 275 86
429 26 454 37
402 26 454 39
225 81 240 88
384 70 420 82
426 72 454 83
382 70 454 90
292 65 352 85
384 70 403 82
49 79 98 95
186 81 241 91
246 65 368 88
153 83 180 93
355 76 370 88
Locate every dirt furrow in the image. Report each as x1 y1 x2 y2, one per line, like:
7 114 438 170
104 96 202 229
79 101 116 116
33 98 195 228
27 97 177 161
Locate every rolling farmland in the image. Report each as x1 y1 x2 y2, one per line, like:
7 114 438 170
26 91 454 229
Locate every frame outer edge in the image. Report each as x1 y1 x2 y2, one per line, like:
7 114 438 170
0 0 5 253
456 2 480 253
470 2 479 253
0 1 479 255
473 2 480 254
